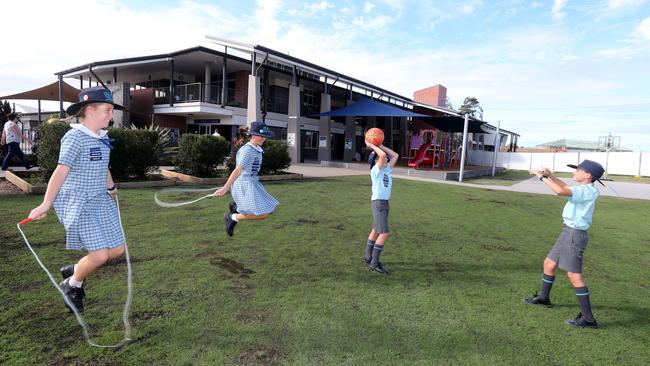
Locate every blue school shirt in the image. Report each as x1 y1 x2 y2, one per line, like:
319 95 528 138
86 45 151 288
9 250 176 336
371 164 393 201
562 184 599 230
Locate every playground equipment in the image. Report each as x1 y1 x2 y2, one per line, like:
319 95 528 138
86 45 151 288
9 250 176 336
407 129 464 169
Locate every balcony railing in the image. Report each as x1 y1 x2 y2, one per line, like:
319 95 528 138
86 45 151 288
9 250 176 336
154 83 235 105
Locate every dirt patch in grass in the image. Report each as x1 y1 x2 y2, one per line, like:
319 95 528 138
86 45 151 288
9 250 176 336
209 256 255 278
237 346 283 366
132 309 170 323
297 218 319 225
236 308 268 324
481 243 517 252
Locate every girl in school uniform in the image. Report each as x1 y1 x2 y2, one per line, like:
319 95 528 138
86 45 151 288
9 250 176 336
28 86 126 312
214 121 279 236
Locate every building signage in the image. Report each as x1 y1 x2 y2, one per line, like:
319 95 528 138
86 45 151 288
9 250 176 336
319 136 328 148
287 133 296 147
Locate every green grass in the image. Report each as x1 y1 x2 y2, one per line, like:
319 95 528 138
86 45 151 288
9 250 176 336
467 169 650 186
463 169 533 186
1 176 649 365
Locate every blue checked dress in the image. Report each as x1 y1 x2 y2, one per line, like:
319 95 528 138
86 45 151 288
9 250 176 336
231 143 279 215
53 126 124 251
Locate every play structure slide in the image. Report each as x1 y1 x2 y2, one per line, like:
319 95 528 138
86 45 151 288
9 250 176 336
408 143 431 168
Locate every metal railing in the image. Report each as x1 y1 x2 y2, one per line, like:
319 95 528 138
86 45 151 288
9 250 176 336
153 83 235 105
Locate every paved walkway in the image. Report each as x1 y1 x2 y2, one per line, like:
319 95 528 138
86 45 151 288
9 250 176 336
287 163 650 201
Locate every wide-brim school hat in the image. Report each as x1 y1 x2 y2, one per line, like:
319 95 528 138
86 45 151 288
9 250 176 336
567 159 605 186
66 86 126 116
248 121 275 138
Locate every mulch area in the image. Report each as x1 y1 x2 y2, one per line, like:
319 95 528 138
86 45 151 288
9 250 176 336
0 178 25 196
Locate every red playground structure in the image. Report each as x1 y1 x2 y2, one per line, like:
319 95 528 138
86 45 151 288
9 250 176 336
407 129 464 169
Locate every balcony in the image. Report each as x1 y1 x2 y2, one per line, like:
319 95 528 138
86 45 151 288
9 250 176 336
154 83 235 105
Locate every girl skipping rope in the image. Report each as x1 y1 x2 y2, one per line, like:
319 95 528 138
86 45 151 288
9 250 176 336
213 121 279 236
28 86 127 313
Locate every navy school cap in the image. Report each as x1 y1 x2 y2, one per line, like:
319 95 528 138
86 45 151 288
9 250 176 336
567 159 605 186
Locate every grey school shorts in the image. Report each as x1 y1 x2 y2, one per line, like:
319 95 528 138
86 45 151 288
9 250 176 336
547 226 589 273
371 200 390 234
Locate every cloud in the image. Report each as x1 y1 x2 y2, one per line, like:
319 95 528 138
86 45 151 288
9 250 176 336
608 0 648 9
364 2 376 13
552 0 568 19
598 47 638 59
458 0 483 14
351 14 396 29
530 1 543 7
309 1 332 12
637 17 650 40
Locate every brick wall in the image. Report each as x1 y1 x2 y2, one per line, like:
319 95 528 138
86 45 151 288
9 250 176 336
234 70 250 107
413 84 447 107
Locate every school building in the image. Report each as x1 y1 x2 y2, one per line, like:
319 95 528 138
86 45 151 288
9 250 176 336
53 36 519 165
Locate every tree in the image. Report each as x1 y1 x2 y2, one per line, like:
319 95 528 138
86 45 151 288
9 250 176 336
459 97 483 120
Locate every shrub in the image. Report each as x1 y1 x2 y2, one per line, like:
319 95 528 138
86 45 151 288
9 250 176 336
226 139 291 175
174 134 230 177
35 122 160 181
36 121 70 180
108 128 160 180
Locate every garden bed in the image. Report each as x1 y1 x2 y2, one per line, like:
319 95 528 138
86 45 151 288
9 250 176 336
5 170 177 194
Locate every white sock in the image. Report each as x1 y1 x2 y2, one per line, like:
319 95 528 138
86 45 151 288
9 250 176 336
69 276 84 288
231 214 239 222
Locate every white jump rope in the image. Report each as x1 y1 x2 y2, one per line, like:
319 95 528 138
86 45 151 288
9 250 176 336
154 186 223 208
16 194 133 348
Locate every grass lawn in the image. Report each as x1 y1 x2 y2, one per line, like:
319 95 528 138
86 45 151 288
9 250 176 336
467 169 650 186
1 176 649 365
462 169 533 186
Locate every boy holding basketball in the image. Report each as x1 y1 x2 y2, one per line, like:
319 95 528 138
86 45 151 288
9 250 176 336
363 130 398 274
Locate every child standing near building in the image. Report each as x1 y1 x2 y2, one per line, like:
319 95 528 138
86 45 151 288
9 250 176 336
214 121 279 236
28 86 126 312
523 160 605 328
363 141 399 274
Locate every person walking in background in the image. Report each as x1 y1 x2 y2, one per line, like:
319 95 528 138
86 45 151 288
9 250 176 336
1 113 32 171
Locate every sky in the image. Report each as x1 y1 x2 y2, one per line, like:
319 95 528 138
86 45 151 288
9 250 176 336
1 0 649 150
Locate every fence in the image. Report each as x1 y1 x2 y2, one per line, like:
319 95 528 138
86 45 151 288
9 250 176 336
467 150 650 177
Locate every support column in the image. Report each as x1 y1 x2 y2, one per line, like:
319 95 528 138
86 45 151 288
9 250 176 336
287 84 301 163
318 93 331 162
221 55 227 106
399 117 407 158
246 74 261 124
58 75 64 118
343 98 356 162
204 62 211 103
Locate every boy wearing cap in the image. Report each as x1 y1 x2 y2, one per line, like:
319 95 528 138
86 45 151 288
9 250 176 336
523 160 605 328
363 142 399 274
214 121 279 236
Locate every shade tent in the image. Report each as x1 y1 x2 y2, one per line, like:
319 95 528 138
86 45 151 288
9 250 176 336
417 116 486 133
0 81 79 102
318 97 429 117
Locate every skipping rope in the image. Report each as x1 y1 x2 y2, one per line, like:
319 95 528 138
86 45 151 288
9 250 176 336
16 195 133 348
154 186 223 208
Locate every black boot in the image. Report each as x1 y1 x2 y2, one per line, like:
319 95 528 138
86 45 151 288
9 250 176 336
60 264 75 279
224 212 237 237
59 278 85 313
229 201 238 214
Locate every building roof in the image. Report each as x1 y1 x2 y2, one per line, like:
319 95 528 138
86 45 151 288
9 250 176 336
537 139 600 150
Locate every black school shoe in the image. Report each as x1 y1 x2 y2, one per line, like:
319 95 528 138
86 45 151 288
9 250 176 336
229 201 238 214
59 278 85 313
224 212 237 237
565 312 598 328
60 264 75 279
522 292 552 308
368 261 390 274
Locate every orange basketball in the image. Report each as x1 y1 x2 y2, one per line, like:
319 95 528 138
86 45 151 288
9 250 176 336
365 128 384 146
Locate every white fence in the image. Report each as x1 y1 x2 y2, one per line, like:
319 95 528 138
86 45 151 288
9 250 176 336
467 150 650 176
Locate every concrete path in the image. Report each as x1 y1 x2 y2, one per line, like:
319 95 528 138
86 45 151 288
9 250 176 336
287 163 650 201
